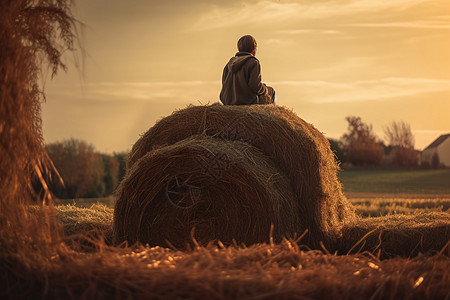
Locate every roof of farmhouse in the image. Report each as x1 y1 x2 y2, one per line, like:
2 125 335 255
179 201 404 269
424 134 450 150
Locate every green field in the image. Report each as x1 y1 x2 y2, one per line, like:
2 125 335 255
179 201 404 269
338 168 450 196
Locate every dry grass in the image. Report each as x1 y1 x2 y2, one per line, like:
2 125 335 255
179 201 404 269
56 203 450 259
55 204 113 235
2 224 449 299
0 0 75 240
350 197 450 217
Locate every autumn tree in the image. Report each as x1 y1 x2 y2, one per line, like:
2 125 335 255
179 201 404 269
383 121 417 166
101 154 120 195
384 121 414 148
341 116 384 166
46 139 105 198
328 138 346 164
113 151 128 183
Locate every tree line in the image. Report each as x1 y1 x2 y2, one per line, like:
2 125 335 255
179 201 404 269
44 139 127 199
44 117 421 199
329 116 419 168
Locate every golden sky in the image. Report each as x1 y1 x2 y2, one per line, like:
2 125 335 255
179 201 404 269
43 0 450 153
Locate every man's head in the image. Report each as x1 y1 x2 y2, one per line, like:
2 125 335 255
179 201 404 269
237 35 257 55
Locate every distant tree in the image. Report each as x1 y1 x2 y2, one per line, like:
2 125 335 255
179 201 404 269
101 154 119 195
328 138 346 164
341 116 384 166
46 139 105 198
113 152 128 184
384 121 414 148
383 121 418 166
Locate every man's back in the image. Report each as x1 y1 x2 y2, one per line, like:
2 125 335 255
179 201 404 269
220 52 266 105
220 35 275 106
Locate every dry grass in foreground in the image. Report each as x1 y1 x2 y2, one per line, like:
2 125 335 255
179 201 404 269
2 213 449 299
23 203 444 299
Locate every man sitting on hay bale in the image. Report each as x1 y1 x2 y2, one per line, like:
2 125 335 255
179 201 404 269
220 35 275 105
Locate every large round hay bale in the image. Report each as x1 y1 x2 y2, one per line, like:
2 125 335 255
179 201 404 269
124 104 355 246
113 136 300 248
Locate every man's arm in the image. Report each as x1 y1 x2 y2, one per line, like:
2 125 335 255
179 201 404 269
219 65 229 104
247 59 267 98
221 64 228 85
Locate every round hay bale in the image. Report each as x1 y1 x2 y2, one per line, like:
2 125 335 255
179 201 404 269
126 104 355 245
113 135 300 248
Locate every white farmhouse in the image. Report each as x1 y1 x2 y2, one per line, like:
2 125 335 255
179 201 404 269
422 134 450 167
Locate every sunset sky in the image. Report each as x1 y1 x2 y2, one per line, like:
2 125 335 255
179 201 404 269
43 0 450 153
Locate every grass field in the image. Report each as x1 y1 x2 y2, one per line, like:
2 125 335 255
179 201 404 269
63 169 450 218
338 168 450 196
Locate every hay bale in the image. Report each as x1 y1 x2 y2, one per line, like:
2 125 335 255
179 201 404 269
28 204 114 251
124 104 355 245
55 204 113 238
114 136 301 248
337 212 450 258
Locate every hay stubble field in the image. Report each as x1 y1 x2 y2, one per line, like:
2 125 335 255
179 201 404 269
68 168 450 217
59 167 450 257
50 168 450 299
340 169 450 217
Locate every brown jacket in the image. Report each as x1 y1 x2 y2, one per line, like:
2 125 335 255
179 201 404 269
220 52 268 105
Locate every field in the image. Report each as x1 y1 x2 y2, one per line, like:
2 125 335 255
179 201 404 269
337 169 450 217
63 169 450 217
55 169 450 257
339 168 450 196
43 168 449 299
58 169 450 241
55 168 450 259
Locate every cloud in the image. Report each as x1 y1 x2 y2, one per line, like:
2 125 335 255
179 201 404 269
46 81 222 103
190 1 298 31
414 129 450 135
264 38 296 46
47 78 450 105
274 78 450 103
190 0 429 31
350 20 450 29
276 29 344 35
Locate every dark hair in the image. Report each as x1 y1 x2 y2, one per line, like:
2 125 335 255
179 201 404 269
237 35 257 53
